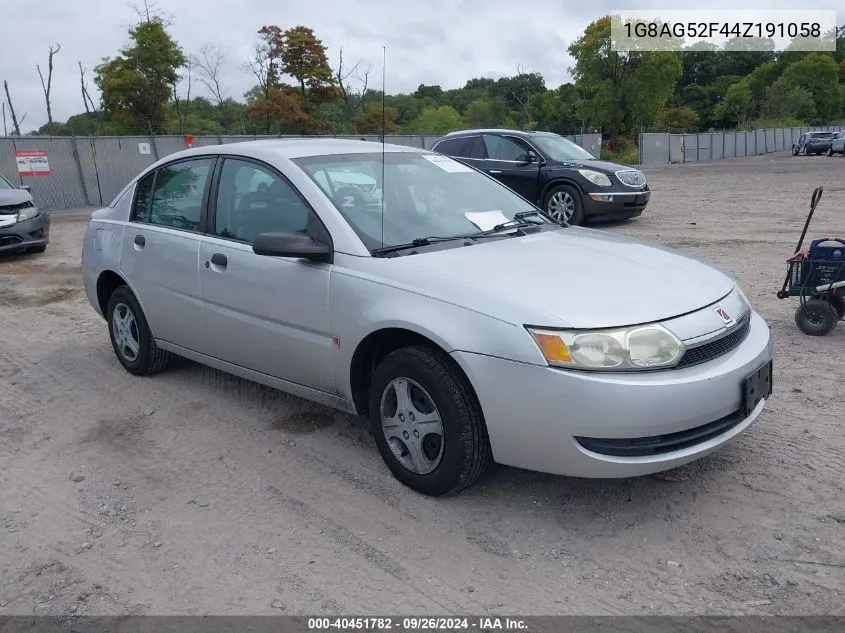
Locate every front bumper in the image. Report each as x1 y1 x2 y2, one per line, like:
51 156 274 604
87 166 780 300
451 310 772 479
0 211 50 253
583 189 650 222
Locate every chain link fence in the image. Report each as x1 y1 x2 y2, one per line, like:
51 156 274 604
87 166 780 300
639 125 845 165
0 132 601 211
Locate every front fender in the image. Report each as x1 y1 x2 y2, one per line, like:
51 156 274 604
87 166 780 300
329 267 545 402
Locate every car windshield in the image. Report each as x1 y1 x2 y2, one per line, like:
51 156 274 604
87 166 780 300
530 134 595 161
0 175 14 190
293 151 553 252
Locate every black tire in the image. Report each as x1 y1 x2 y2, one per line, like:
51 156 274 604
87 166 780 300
28 244 47 253
368 345 491 496
795 299 838 336
543 184 585 226
828 148 834 157
828 296 845 320
792 147 798 156
106 285 171 375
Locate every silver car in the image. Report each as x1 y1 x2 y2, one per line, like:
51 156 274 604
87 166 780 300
0 174 50 254
81 139 773 496
827 130 845 156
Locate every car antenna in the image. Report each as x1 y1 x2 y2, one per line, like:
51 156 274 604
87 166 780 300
380 45 386 252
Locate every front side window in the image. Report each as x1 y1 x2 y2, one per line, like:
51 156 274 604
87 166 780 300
530 134 595 161
146 158 213 231
293 151 553 252
483 135 530 162
214 158 313 244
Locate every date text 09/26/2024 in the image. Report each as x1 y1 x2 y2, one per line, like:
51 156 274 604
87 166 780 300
307 617 528 631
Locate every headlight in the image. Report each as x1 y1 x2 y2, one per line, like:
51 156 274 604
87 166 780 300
17 204 39 222
577 169 612 187
527 323 685 371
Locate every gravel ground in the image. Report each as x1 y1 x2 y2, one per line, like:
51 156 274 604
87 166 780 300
1 152 844 617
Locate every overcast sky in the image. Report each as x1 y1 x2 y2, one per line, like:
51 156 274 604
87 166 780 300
1 0 836 132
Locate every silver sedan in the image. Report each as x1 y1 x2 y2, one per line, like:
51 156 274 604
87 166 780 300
81 139 773 496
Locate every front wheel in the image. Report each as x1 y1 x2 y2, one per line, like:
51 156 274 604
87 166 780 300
106 285 172 375
795 299 838 336
368 345 491 496
544 184 584 226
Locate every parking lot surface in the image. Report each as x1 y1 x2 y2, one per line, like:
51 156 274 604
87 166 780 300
1 153 844 616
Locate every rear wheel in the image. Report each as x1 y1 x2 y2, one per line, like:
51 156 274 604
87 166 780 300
368 345 491 496
795 299 838 336
544 184 584 226
106 285 171 375
828 147 834 157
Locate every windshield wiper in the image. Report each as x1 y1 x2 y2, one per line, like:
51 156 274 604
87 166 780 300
371 211 550 257
371 232 515 256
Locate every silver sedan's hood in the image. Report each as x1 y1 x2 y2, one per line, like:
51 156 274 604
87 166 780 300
379 227 735 329
0 189 32 209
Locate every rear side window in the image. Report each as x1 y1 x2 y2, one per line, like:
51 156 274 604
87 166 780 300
433 137 468 156
137 158 214 231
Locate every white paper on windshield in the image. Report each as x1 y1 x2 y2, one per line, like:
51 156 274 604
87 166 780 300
464 210 511 231
422 154 473 172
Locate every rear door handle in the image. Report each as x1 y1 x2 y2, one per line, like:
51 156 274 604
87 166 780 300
210 252 228 269
488 169 502 175
134 234 145 247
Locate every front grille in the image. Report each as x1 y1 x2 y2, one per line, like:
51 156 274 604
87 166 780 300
574 409 745 457
616 170 647 188
675 309 751 369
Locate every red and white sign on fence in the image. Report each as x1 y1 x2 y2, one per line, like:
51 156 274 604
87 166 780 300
16 150 50 176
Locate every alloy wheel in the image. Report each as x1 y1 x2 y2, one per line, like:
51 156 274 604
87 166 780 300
547 190 575 224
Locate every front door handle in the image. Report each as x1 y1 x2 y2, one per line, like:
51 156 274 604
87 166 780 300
210 252 228 269
134 234 145 247
488 169 502 175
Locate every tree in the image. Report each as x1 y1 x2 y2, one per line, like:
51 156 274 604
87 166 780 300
763 82 817 121
654 106 700 131
713 80 751 127
3 80 23 135
334 47 370 119
353 103 399 134
78 62 97 114
37 43 61 127
246 87 310 133
775 53 841 122
193 44 228 107
568 16 682 135
464 97 507 128
281 26 337 105
94 16 186 133
410 105 464 134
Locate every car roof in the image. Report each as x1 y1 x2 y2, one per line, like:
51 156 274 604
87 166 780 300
439 128 560 139
156 138 427 162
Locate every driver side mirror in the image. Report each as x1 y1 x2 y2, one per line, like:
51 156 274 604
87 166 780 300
252 231 332 263
525 150 538 164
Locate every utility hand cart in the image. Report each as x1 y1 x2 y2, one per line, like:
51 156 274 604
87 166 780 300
777 187 845 335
